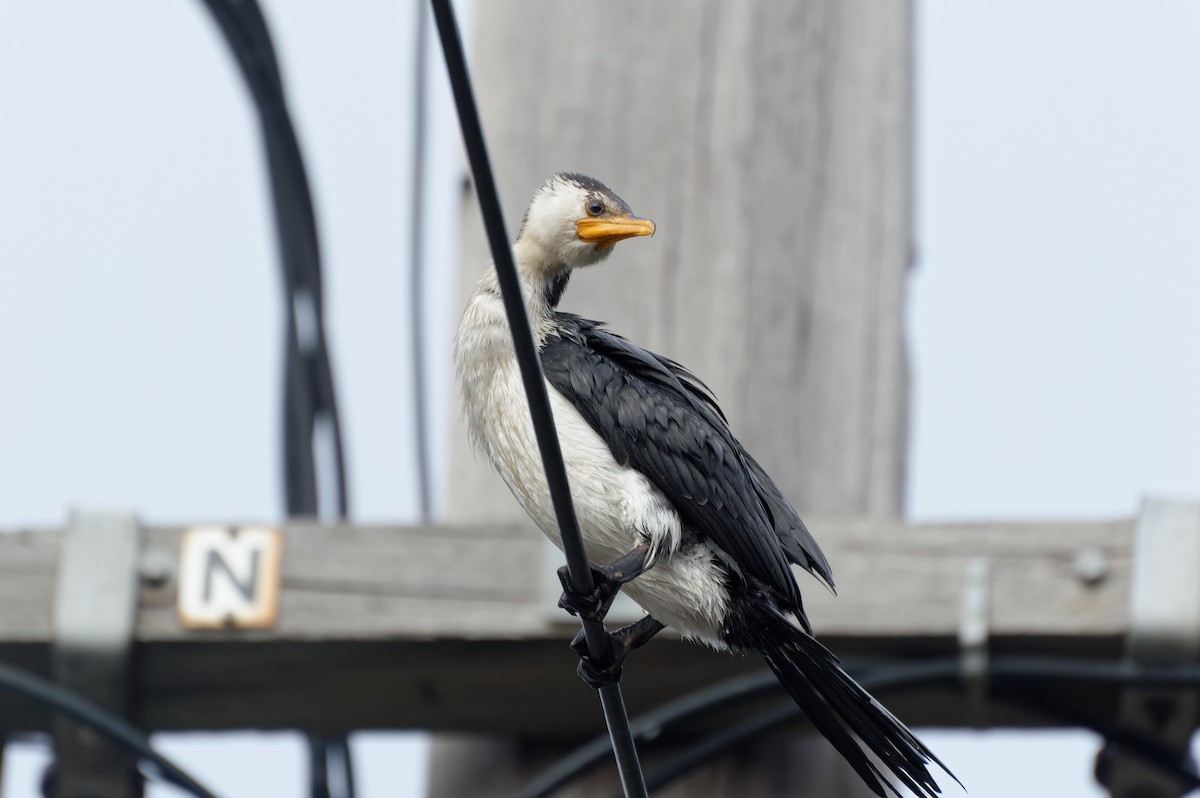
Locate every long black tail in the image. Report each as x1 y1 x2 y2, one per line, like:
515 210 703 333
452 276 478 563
757 617 957 797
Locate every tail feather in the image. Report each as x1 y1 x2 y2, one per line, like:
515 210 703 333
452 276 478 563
760 628 956 798
762 650 892 796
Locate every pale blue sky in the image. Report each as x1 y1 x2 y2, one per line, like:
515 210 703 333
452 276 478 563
2 2 1198 796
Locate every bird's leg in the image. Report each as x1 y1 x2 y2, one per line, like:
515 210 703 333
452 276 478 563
555 542 652 623
570 615 667 689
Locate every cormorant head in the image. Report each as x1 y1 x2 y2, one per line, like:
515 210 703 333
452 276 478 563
515 173 655 275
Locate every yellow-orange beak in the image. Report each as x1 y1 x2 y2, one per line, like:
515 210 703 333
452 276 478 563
576 214 656 251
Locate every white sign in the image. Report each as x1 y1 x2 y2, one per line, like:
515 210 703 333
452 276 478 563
177 526 283 629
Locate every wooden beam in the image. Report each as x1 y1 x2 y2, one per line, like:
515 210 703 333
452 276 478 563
0 517 1133 734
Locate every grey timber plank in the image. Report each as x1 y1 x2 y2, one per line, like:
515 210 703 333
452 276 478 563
0 518 1135 737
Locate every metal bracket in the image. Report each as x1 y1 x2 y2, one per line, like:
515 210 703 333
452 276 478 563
958 557 991 727
1100 498 1200 798
50 510 143 798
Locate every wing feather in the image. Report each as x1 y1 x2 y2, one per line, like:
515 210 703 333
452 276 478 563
541 315 833 610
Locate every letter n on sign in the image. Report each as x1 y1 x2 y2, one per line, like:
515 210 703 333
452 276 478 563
178 526 283 629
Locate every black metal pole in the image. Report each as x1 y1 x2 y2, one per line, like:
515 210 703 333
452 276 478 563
427 1 647 795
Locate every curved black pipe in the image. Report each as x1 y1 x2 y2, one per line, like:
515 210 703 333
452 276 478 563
0 662 216 798
519 658 1200 798
639 664 1200 796
513 671 784 798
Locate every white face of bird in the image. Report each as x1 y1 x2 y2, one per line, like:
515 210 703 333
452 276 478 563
518 173 655 274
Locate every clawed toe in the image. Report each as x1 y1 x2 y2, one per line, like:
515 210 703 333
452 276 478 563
577 655 624 689
556 565 619 622
554 549 662 690
569 628 626 688
569 628 589 658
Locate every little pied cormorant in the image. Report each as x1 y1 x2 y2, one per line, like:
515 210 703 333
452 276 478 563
454 172 955 798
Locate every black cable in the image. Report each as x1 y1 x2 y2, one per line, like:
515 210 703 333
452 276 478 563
520 657 1200 798
428 1 647 796
988 657 1200 686
639 664 1200 796
307 736 332 798
194 2 353 795
0 662 217 798
408 0 433 523
630 663 957 796
194 0 350 519
308 735 357 798
513 671 782 798
330 736 357 798
989 684 1199 792
638 702 797 796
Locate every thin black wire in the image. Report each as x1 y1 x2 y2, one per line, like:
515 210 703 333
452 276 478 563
639 664 1200 796
308 736 356 798
638 667 1200 796
195 0 350 520
630 664 950 796
0 662 217 798
427 1 646 796
513 671 784 798
637 701 797 796
408 0 433 523
519 657 1200 798
194 2 353 796
990 686 1199 793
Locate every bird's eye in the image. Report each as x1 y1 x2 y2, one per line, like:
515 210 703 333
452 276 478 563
586 199 604 217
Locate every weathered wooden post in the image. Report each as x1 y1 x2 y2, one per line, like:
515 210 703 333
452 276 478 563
433 2 913 794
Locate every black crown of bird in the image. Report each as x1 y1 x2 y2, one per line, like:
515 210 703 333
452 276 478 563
454 172 959 798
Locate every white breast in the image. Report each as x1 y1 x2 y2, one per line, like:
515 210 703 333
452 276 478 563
454 285 731 648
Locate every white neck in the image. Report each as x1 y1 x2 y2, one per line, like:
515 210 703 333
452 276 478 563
463 239 565 351
477 237 563 315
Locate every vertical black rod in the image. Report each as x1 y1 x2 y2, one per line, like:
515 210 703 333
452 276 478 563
308 736 332 798
428 2 647 796
408 0 434 523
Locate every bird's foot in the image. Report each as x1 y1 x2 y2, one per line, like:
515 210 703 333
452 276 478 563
556 565 622 623
568 616 667 690
570 628 626 688
555 544 652 623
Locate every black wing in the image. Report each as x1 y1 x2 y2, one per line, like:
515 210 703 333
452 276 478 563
541 315 834 619
652 349 834 591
